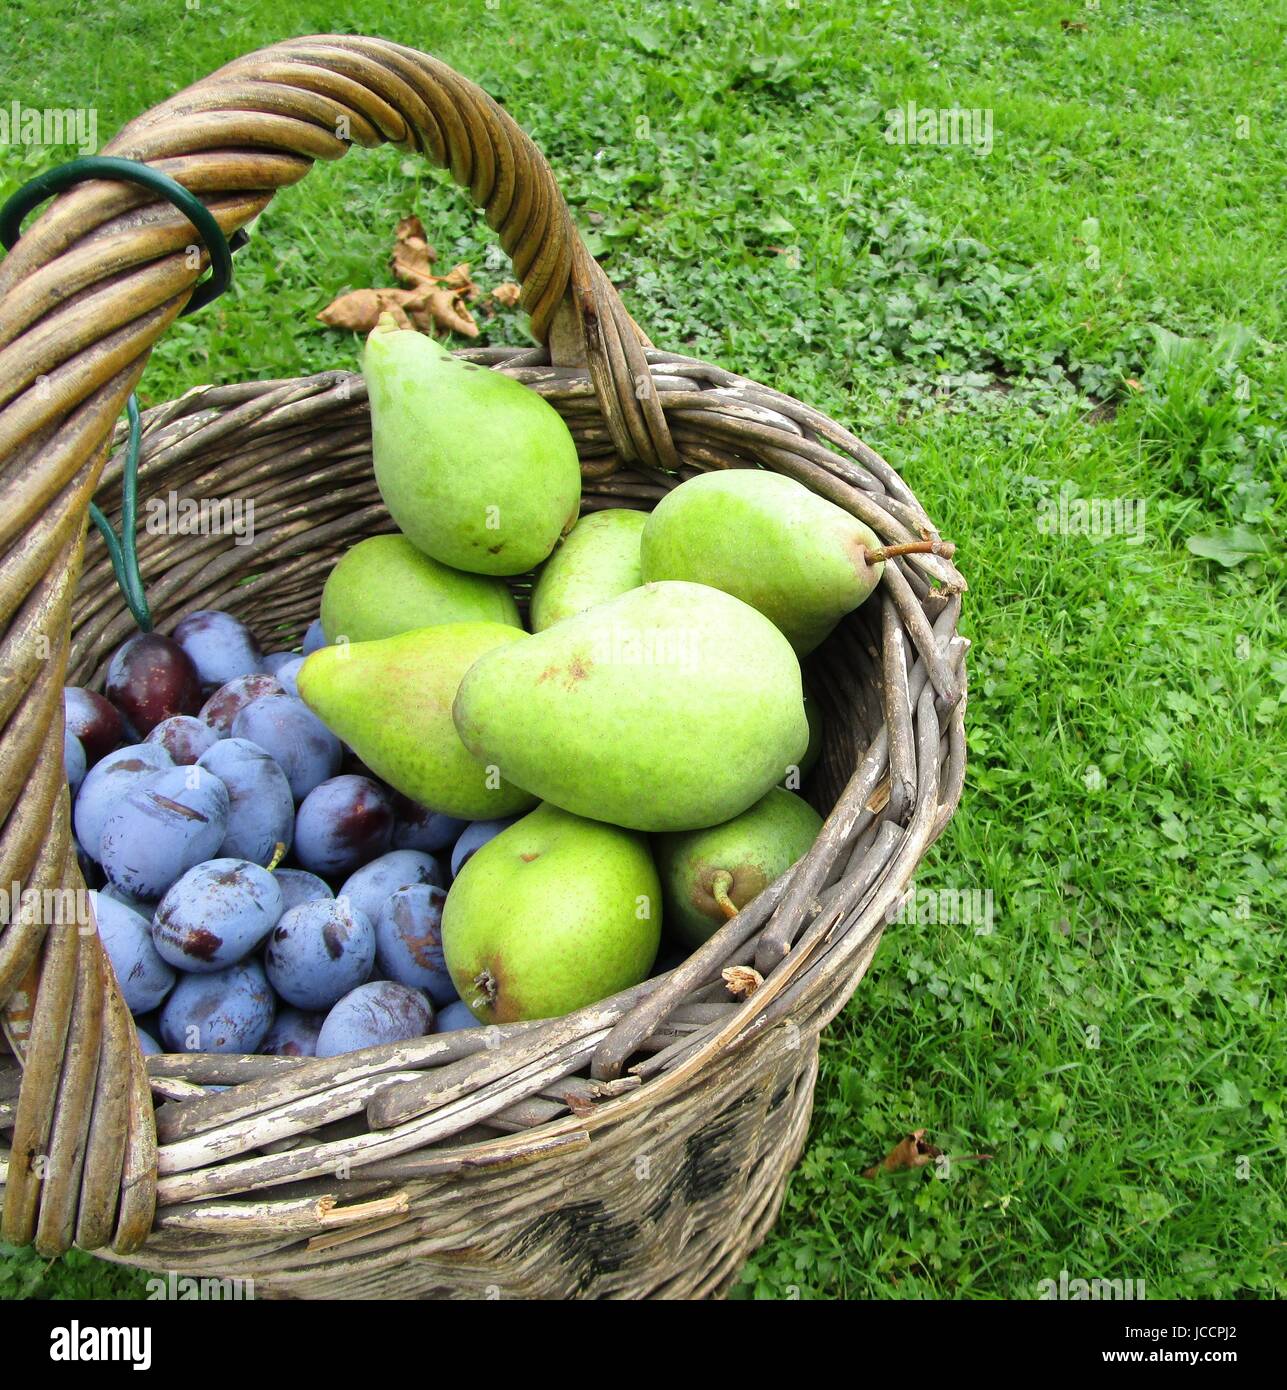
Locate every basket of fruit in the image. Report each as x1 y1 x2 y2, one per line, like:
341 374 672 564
0 36 967 1298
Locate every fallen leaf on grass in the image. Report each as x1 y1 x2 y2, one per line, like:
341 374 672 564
391 214 437 285
862 1129 942 1178
318 288 418 333
492 281 522 307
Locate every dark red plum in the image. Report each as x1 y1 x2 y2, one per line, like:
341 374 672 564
173 610 265 690
152 858 285 973
261 1007 326 1057
230 695 342 803
197 737 294 864
338 850 444 924
106 633 203 734
93 893 176 1014
273 868 334 913
293 775 395 878
159 959 275 1054
391 795 467 854
98 765 230 899
73 742 174 860
65 731 87 795
316 981 433 1058
146 714 222 765
375 884 456 1005
198 673 284 735
63 686 125 764
265 897 376 1011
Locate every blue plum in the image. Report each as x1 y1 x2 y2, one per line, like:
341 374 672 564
73 743 174 861
100 881 158 916
134 1026 162 1055
391 796 467 854
273 868 334 913
93 893 176 1014
265 898 375 1010
434 1000 481 1033
159 959 275 1054
152 858 284 973
293 775 394 877
173 610 265 690
231 695 342 802
315 981 434 1058
301 619 327 655
338 850 444 924
146 714 222 765
450 818 519 878
63 686 125 764
106 632 203 734
261 1007 326 1057
375 884 456 1005
262 651 299 678
198 672 284 735
65 731 87 795
98 766 230 899
197 737 294 863
273 656 305 699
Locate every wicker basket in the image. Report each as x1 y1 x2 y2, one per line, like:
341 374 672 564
0 36 967 1298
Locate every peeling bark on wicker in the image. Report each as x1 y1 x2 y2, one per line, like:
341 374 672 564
0 37 965 1294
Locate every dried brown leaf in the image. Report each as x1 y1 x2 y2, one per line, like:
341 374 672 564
861 1129 942 1179
318 287 419 333
491 281 522 307
411 286 479 339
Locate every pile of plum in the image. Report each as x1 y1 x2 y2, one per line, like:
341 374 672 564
64 609 496 1059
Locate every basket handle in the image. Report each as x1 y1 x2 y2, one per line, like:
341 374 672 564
0 35 676 1257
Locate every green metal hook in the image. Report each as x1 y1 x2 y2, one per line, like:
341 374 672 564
0 156 246 631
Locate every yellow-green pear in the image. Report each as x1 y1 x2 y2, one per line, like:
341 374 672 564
640 469 886 653
654 787 822 949
364 320 581 575
320 535 521 644
297 624 536 820
529 509 646 631
442 803 660 1023
453 581 809 832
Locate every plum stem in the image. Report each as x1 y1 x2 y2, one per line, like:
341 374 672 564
864 539 956 564
265 842 287 873
710 871 740 921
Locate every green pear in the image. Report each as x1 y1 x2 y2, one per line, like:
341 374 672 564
654 787 822 950
320 535 521 644
297 624 536 819
453 580 809 832
364 320 582 576
640 469 885 654
529 509 647 631
442 803 661 1023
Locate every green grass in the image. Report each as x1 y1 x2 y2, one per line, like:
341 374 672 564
2 0 1284 1300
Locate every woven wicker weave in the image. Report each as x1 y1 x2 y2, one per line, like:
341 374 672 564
0 37 967 1297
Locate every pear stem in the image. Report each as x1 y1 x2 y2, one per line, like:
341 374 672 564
472 968 499 1012
864 539 956 564
710 871 740 921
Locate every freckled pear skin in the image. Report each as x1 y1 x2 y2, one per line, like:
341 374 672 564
529 509 647 631
364 322 582 576
442 803 661 1023
640 469 885 654
655 787 823 950
452 580 810 832
320 535 520 644
296 624 537 821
